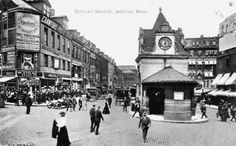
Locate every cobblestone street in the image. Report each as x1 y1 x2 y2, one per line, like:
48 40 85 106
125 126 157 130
1 100 236 146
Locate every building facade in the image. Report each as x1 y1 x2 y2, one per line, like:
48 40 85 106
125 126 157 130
117 65 137 89
136 9 189 101
184 36 219 89
0 0 116 92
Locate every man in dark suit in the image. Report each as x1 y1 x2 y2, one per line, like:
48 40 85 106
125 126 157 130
94 106 104 135
89 104 96 132
139 112 151 143
25 94 32 114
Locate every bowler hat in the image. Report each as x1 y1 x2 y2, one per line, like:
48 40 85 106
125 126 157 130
59 111 66 116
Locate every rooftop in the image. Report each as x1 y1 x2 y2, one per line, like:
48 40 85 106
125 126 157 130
142 66 197 84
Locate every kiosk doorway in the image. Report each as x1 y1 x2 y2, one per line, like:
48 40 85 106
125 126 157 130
148 87 165 115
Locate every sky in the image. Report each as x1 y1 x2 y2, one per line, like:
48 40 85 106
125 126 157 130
49 0 236 66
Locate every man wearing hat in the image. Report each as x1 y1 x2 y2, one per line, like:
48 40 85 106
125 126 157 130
94 106 104 135
89 104 96 132
138 112 151 143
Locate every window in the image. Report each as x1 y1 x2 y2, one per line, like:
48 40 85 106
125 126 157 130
206 41 209 46
51 31 55 48
8 29 15 45
44 27 48 46
192 42 195 46
196 41 199 46
67 41 70 55
198 50 202 55
214 50 218 55
212 41 216 46
57 34 60 51
8 12 15 28
3 52 7 65
44 54 48 67
78 48 81 60
62 60 66 70
68 61 70 71
205 50 209 56
43 4 50 17
63 38 65 53
51 56 54 68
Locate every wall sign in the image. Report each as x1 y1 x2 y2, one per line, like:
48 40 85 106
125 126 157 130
2 46 15 52
16 12 40 51
174 92 184 100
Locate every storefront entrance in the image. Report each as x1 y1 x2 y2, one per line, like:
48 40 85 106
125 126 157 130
147 87 165 115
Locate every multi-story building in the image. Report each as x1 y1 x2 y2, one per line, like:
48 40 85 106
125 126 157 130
0 0 116 92
185 36 219 89
207 13 236 104
117 65 137 89
107 58 116 91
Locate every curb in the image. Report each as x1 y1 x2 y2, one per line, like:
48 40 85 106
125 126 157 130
129 111 209 124
5 102 47 107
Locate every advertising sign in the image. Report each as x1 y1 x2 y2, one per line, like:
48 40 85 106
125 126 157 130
16 13 40 51
7 51 15 64
174 92 184 100
22 53 35 70
219 13 236 51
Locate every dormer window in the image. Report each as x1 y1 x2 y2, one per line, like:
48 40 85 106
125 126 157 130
43 4 50 17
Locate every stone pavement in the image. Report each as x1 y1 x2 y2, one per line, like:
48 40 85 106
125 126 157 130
2 100 236 146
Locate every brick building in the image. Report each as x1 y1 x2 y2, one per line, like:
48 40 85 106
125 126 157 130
184 36 219 89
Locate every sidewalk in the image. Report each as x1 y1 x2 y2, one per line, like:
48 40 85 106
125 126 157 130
129 110 209 124
5 102 47 107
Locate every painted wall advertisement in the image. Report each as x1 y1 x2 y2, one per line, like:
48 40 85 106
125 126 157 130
16 12 40 51
219 13 236 52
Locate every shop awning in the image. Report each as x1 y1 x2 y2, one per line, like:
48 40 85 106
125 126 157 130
218 89 231 96
0 76 16 83
208 89 224 96
211 74 223 86
62 77 72 81
227 91 236 97
225 72 236 85
216 73 230 85
72 77 83 82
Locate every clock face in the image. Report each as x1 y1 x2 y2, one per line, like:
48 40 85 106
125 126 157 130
158 37 172 50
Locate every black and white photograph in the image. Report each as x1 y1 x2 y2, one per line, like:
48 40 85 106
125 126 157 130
0 0 236 145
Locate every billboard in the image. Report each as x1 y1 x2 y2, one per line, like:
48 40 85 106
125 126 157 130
219 13 236 52
16 13 40 51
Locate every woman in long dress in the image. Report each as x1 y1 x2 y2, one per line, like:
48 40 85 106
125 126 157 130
103 99 110 114
56 111 71 146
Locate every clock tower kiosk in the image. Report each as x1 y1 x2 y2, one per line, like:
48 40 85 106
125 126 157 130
136 8 191 116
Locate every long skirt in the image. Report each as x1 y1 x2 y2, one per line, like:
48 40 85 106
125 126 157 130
57 126 71 146
103 106 110 114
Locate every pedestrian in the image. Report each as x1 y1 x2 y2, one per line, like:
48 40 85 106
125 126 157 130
132 99 141 117
72 95 77 111
66 95 73 112
89 104 96 132
138 112 151 143
56 111 71 146
102 99 110 114
25 94 32 114
94 106 104 135
221 102 229 122
230 105 236 121
108 94 112 108
123 97 129 112
82 94 87 111
200 102 207 119
78 96 83 111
